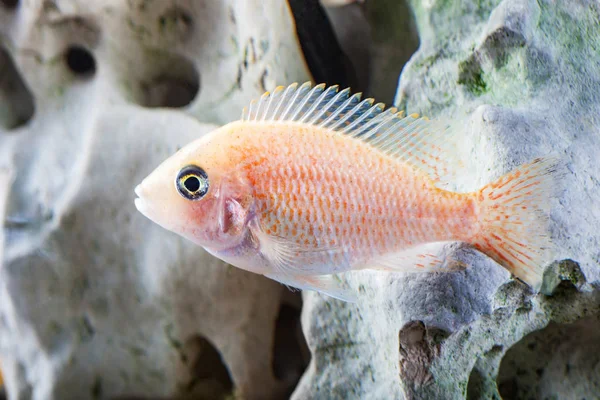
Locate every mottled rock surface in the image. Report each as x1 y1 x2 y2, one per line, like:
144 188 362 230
0 168 8 398
3 0 600 399
295 1 600 399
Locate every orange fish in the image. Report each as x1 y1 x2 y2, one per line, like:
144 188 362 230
134 82 561 302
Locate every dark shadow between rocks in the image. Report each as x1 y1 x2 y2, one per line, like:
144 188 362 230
0 47 35 130
364 0 420 104
322 2 371 93
176 335 234 399
0 0 18 9
287 0 354 89
466 344 504 400
272 291 310 399
497 316 600 399
110 336 233 400
466 367 487 399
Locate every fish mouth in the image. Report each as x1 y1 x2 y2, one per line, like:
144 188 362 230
134 184 150 218
133 183 176 232
134 184 143 201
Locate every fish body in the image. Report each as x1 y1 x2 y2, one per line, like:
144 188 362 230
207 121 477 274
135 82 561 301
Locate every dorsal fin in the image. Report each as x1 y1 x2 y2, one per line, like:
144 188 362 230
241 82 466 188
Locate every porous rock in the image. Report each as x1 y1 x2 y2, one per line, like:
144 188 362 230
294 1 600 399
0 167 9 397
0 0 315 399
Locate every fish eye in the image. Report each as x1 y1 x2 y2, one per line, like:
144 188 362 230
175 165 209 200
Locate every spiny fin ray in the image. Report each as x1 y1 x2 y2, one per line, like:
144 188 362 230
242 82 466 187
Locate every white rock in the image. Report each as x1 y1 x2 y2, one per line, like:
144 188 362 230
0 0 312 399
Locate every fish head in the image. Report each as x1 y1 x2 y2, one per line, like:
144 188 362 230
134 124 254 251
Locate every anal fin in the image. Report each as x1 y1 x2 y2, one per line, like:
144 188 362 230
369 242 463 273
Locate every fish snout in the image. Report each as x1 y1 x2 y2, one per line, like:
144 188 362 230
134 183 151 219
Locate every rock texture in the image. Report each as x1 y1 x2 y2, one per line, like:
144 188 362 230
295 0 600 399
0 168 8 397
0 0 327 399
3 0 600 399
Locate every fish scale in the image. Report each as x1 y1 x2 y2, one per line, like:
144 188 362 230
237 121 473 274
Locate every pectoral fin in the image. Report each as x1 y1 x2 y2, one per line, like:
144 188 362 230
265 272 358 303
251 220 350 276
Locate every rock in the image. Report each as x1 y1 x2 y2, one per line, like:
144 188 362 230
0 48 34 131
0 167 11 271
295 0 600 399
496 314 600 399
0 168 11 395
3 0 600 398
0 105 301 400
0 0 317 399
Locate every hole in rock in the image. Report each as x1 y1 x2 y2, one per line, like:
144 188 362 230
363 0 419 103
466 345 504 399
176 335 234 399
497 316 600 399
398 321 449 387
1 0 18 9
0 47 35 130
136 52 200 109
322 2 370 92
272 292 310 397
466 368 486 399
65 46 96 77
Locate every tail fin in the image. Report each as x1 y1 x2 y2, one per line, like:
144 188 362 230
472 156 563 289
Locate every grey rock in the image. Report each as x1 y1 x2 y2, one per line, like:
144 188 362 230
295 0 600 399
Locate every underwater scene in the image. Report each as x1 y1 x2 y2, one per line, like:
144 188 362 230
0 0 599 399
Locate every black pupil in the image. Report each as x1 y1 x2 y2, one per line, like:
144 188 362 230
184 176 201 192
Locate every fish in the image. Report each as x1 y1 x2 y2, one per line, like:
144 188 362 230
134 82 562 302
